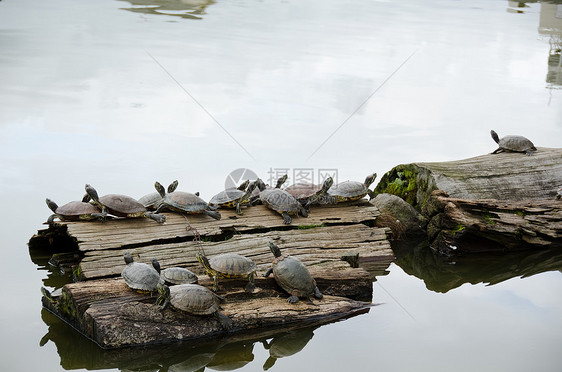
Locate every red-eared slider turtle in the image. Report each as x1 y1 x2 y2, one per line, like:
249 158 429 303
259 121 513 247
209 180 257 215
285 177 333 209
256 179 308 224
156 283 233 330
161 267 199 285
121 253 162 293
264 242 322 303
138 180 178 210
154 181 221 220
45 198 101 224
84 184 166 223
196 252 257 293
323 173 377 204
490 130 537 155
249 174 288 205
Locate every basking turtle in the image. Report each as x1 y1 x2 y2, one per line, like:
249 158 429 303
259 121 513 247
121 253 162 293
490 130 537 155
45 198 101 224
161 267 199 285
264 242 322 303
322 173 377 204
249 174 288 205
209 180 257 215
138 180 178 210
154 181 221 220
84 184 166 223
285 177 333 209
196 252 257 293
156 283 233 330
256 179 308 224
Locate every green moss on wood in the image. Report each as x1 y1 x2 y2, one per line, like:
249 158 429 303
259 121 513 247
297 223 326 230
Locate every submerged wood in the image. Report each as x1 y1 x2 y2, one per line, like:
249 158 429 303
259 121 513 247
374 147 562 254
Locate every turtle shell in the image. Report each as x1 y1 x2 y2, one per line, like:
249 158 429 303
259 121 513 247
498 135 536 152
284 183 320 201
48 199 100 221
161 267 198 285
100 194 147 217
271 255 317 298
209 188 246 207
122 261 161 291
209 253 256 277
328 181 368 201
168 283 220 315
260 189 301 214
138 192 163 210
165 191 210 213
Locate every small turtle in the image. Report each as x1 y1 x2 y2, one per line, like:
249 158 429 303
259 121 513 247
285 177 333 209
138 180 178 210
196 252 257 293
490 130 537 156
161 266 199 285
209 180 258 215
154 181 221 220
84 184 166 223
156 283 233 330
249 174 288 205
121 253 162 293
264 242 322 304
45 198 101 225
256 179 308 224
322 173 377 204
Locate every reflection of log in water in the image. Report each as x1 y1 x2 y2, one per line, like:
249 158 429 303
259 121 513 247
393 238 562 293
117 0 216 20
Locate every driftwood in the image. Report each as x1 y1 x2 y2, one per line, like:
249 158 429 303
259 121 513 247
374 148 562 253
32 202 393 348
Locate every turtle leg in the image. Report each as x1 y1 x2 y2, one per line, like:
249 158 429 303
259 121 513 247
263 267 273 277
287 295 300 304
491 147 503 154
47 214 58 226
367 189 376 200
144 211 166 224
91 207 108 223
281 212 292 224
235 201 243 215
245 273 255 293
212 275 220 292
313 286 323 299
215 311 233 330
299 205 308 218
204 210 222 220
525 149 535 156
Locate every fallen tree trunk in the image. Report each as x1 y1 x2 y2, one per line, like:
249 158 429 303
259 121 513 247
374 148 562 253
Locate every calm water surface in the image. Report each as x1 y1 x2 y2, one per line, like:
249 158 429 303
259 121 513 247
1 0 561 371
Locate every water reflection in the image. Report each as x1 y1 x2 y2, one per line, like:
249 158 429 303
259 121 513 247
117 0 216 20
40 308 320 371
539 2 562 87
393 238 562 293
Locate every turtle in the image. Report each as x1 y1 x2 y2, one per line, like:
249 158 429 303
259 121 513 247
121 252 163 293
209 180 258 215
263 242 322 304
45 198 101 225
249 174 288 205
322 173 377 204
262 328 315 370
156 283 233 330
161 266 199 285
154 181 221 220
84 184 166 223
285 177 333 210
138 180 178 210
196 251 257 293
490 130 537 156
256 178 308 224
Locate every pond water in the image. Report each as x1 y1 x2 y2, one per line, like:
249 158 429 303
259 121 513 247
1 0 561 371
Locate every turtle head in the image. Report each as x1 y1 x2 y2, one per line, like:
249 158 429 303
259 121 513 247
196 252 211 270
256 178 267 192
84 184 100 203
275 174 288 189
123 252 134 265
490 130 500 144
237 179 250 191
167 180 179 193
152 259 161 273
268 241 282 257
45 198 58 213
364 173 377 188
320 177 334 192
154 181 166 198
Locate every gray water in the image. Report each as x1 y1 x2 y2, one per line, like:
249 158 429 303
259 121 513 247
1 0 562 370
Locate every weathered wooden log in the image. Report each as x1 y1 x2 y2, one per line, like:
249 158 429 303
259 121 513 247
374 148 562 253
42 261 375 349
